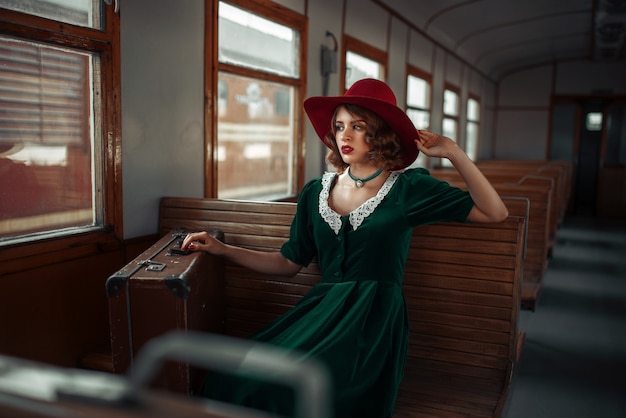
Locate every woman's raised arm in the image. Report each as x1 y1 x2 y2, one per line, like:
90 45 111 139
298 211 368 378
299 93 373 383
416 130 509 223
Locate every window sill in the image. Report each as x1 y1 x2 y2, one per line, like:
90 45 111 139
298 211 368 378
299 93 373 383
0 227 121 276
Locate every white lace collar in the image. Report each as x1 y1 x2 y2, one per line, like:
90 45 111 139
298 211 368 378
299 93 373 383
319 171 399 234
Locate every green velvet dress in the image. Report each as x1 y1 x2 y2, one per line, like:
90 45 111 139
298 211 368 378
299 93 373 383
203 168 474 417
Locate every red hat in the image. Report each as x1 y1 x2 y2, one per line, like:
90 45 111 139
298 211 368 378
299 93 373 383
304 78 419 170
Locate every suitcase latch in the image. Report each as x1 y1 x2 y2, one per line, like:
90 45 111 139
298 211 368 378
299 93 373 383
137 259 166 272
167 239 191 256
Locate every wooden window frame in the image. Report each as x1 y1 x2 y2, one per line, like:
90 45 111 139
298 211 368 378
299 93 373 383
205 0 308 200
0 5 122 273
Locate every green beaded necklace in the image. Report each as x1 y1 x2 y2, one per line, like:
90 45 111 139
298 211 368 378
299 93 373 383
347 167 384 188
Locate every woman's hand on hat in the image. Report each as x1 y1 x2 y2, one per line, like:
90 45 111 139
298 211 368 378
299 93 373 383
415 130 458 159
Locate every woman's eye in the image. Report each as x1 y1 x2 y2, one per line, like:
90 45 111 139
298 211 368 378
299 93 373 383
335 125 344 131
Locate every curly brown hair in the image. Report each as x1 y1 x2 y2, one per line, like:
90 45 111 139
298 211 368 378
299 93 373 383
323 104 405 172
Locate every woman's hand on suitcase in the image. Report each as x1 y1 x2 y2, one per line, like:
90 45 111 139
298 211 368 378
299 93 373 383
182 230 302 277
181 231 224 255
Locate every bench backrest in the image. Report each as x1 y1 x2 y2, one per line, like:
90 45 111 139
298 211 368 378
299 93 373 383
430 170 551 283
476 160 571 224
399 216 524 417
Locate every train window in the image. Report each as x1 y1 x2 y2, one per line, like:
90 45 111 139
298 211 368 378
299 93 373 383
585 112 603 131
407 76 430 128
0 0 103 29
467 97 480 121
406 67 432 168
443 89 459 117
218 2 299 78
216 73 295 200
441 86 460 167
345 51 383 89
442 118 458 142
466 97 480 161
1 1 119 247
343 35 386 91
0 37 102 240
214 1 305 201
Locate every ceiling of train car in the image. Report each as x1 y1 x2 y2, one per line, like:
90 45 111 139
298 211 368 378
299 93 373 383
379 0 626 80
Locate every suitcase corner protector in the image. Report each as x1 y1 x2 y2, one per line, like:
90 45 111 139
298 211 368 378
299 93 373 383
164 275 189 299
106 271 130 297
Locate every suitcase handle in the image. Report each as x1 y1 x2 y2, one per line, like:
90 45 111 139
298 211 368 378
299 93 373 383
130 331 332 418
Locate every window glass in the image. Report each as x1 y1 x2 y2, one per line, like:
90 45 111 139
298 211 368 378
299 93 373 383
604 105 626 165
216 72 295 200
407 75 429 108
405 72 431 168
407 109 430 130
440 88 459 167
466 121 478 161
0 0 102 29
465 98 480 161
585 112 603 131
0 36 100 240
215 1 305 201
443 89 459 116
218 2 299 78
442 118 457 141
467 98 479 121
441 117 458 168
345 51 382 89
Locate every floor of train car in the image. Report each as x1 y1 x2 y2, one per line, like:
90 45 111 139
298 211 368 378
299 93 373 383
505 213 626 418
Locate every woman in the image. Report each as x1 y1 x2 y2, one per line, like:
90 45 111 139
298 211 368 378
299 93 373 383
182 78 508 417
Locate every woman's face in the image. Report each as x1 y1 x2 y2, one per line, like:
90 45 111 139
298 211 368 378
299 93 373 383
333 106 372 165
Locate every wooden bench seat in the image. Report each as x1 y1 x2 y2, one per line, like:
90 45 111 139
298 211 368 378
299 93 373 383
158 197 526 418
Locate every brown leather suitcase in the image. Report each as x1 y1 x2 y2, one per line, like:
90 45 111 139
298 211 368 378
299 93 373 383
106 229 225 395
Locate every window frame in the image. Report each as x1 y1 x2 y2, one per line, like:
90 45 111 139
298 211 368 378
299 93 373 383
205 0 308 200
0 4 122 270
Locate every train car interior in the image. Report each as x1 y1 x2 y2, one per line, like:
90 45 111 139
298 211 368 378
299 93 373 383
1 0 625 417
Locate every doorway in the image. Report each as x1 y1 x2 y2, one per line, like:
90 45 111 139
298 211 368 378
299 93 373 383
550 98 626 217
575 101 604 214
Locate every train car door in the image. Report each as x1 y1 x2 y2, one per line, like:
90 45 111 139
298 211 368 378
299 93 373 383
550 98 626 217
576 100 604 215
